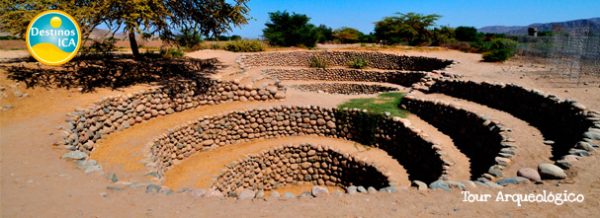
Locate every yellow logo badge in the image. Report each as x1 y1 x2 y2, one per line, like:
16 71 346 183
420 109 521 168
26 10 82 66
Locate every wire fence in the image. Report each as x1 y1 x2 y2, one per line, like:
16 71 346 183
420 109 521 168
516 35 600 82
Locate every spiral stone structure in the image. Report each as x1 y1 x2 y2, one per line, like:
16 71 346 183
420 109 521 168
56 50 599 200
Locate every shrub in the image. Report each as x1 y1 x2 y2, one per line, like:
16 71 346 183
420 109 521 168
348 57 368 69
444 41 476 52
224 40 266 52
210 43 223 50
263 11 319 48
482 38 518 62
333 27 363 44
160 47 184 58
309 55 328 68
175 28 202 48
359 33 376 43
315 24 333 43
432 26 455 46
455 26 478 42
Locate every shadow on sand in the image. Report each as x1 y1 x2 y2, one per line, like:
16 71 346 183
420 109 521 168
2 54 221 93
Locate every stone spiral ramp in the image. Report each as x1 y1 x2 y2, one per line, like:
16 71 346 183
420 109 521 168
163 135 411 191
91 51 569 192
76 50 598 198
403 91 552 180
3 49 600 217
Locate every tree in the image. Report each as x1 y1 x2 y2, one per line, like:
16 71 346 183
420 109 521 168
262 11 319 48
315 24 333 43
333 27 363 43
374 12 440 45
359 33 376 43
431 26 455 46
455 26 478 42
0 0 251 59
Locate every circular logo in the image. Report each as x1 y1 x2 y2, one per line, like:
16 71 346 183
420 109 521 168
26 10 81 66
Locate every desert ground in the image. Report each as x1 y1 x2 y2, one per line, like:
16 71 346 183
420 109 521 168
1 45 599 217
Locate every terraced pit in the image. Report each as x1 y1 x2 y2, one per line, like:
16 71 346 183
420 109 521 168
212 143 392 195
57 50 600 200
289 83 399 95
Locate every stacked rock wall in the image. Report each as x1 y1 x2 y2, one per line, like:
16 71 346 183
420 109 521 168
212 144 390 193
290 83 399 95
263 68 427 87
240 51 453 71
149 106 446 183
63 80 285 152
401 96 513 180
428 79 600 162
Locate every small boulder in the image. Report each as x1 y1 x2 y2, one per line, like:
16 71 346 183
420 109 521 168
488 165 503 177
379 186 398 193
283 192 295 200
429 180 450 192
576 142 596 152
556 155 579 169
311 186 329 197
299 192 313 199
62 151 87 160
583 130 600 140
269 191 280 200
205 189 224 198
367 187 378 194
412 180 428 191
496 177 530 186
238 189 256 200
357 186 367 193
190 189 206 197
274 92 285 99
569 149 590 157
446 181 466 190
538 163 567 179
255 190 265 199
145 184 161 193
517 167 542 183
346 186 358 194
76 160 102 173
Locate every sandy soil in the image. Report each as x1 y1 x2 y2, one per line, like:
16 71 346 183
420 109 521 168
1 47 599 217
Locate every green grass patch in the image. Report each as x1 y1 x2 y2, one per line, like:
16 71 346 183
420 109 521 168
337 92 407 117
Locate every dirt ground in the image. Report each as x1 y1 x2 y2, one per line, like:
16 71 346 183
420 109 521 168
1 46 599 217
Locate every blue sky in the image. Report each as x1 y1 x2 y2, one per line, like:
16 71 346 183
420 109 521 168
230 0 600 38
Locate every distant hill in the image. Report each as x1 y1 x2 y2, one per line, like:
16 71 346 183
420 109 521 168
479 17 600 35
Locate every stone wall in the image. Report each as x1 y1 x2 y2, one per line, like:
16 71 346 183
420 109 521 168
263 68 428 87
428 79 600 164
290 83 399 95
63 80 285 153
239 51 453 71
212 143 390 194
401 96 513 181
148 106 447 183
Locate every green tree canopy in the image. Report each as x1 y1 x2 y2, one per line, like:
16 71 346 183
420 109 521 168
262 11 319 48
374 12 440 45
315 24 333 43
333 27 364 43
431 26 455 46
455 26 478 42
